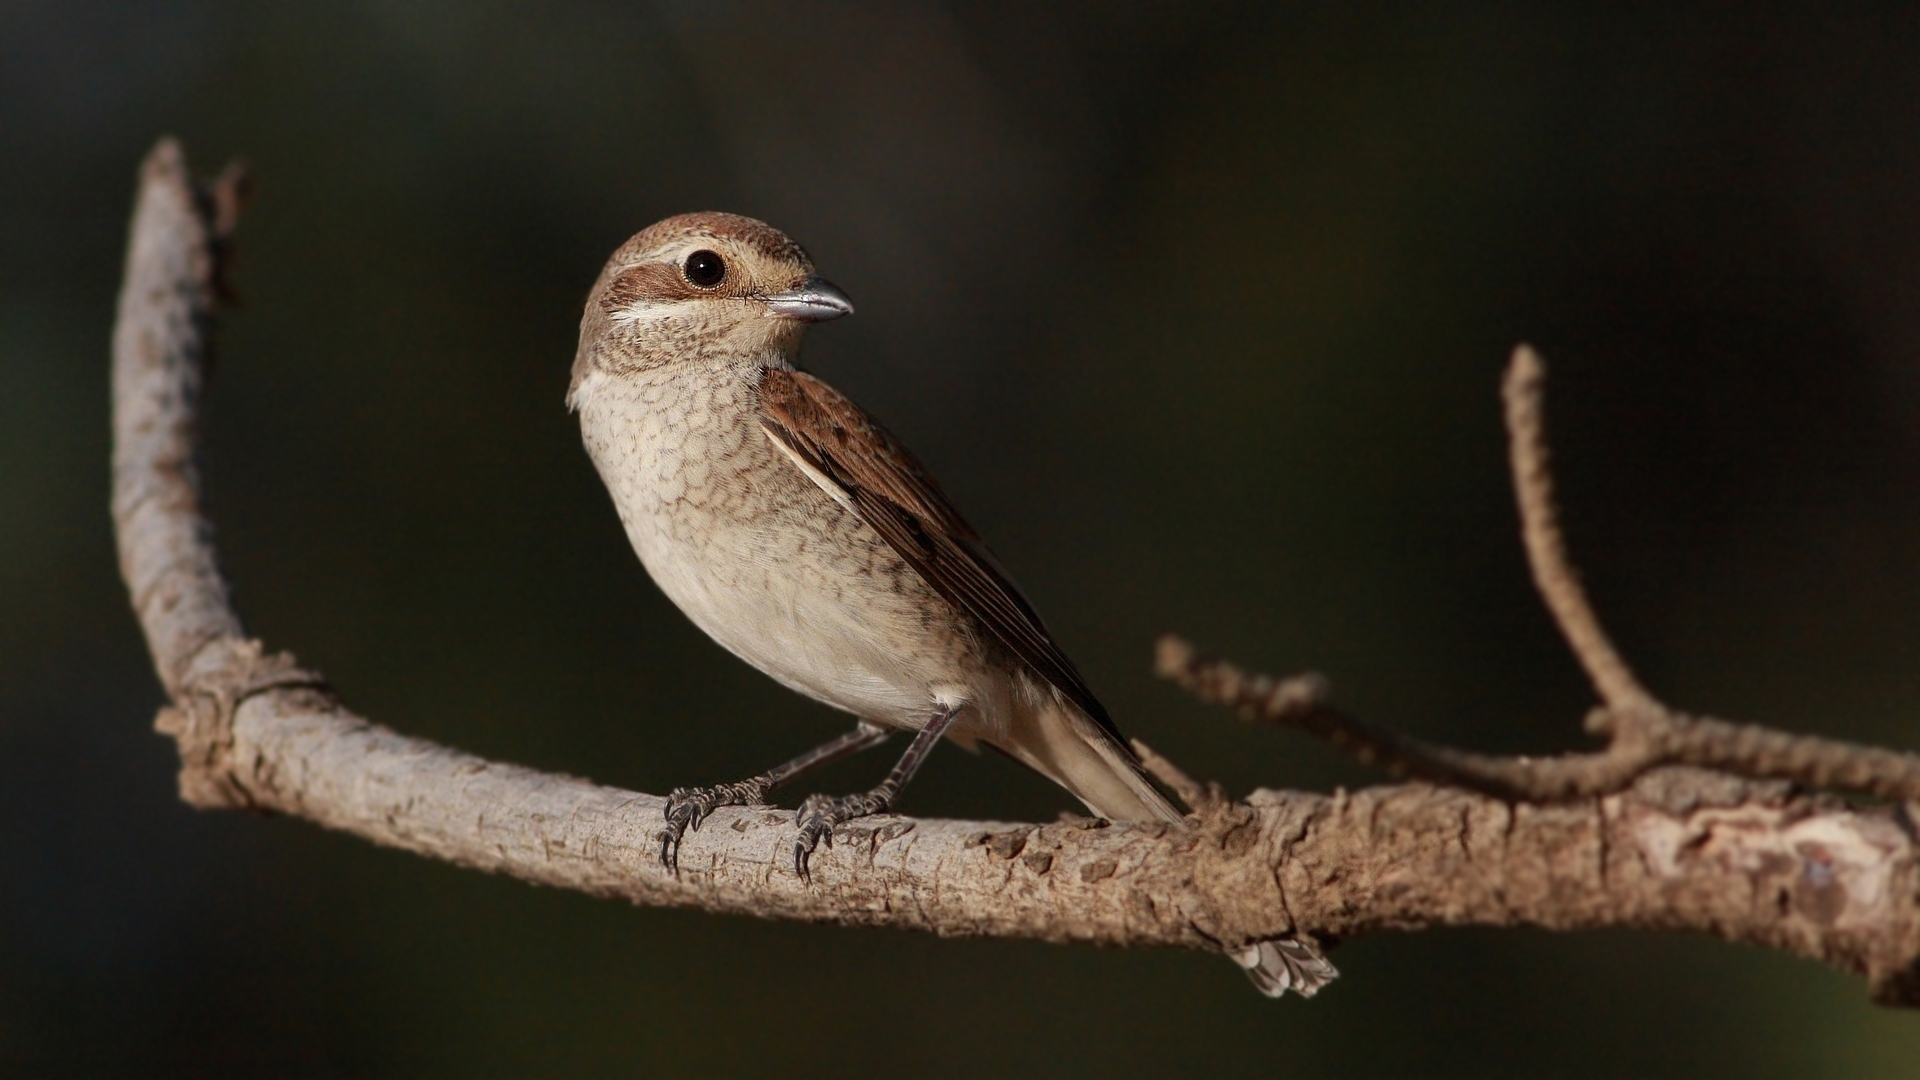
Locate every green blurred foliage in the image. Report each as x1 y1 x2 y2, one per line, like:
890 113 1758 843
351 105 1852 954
5 2 1920 1075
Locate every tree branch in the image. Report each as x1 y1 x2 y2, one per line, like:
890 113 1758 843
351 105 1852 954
113 139 1920 1005
1157 348 1920 807
1502 345 1658 713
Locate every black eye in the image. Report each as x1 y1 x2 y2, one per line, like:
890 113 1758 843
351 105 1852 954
683 249 726 288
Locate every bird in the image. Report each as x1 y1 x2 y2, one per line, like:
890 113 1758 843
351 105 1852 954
567 212 1336 998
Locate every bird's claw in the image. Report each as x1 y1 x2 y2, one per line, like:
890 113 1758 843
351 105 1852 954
658 778 772 873
791 790 890 883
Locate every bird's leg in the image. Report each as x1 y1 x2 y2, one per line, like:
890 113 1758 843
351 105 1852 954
793 704 959 882
661 722 890 871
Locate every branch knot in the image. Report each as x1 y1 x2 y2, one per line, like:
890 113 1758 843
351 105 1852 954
157 637 330 809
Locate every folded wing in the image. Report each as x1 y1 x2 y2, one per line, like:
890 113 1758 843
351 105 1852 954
757 366 1125 748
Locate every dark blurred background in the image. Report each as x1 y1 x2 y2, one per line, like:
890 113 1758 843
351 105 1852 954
6 2 1920 1075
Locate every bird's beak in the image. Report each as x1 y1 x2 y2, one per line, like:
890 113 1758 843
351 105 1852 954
760 276 855 323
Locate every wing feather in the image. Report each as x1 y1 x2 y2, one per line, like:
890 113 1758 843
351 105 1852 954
758 367 1124 745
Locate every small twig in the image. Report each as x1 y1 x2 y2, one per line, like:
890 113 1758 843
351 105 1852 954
1641 710 1920 803
1155 637 1662 801
1503 345 1657 713
1131 738 1212 813
1163 346 1920 807
1163 629 1920 804
1499 348 1920 799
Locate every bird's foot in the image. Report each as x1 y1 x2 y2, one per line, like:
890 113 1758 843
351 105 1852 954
792 788 893 883
659 776 774 872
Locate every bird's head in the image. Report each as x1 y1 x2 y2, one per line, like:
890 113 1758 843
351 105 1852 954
572 212 852 398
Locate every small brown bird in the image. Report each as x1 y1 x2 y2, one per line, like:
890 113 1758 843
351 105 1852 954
569 212 1335 997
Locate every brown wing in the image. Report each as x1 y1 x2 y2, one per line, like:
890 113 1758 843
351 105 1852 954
759 366 1124 745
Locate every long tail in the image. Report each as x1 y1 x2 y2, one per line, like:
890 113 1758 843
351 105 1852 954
991 695 1339 999
991 696 1181 825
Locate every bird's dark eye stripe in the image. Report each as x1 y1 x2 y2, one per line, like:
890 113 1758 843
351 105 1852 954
683 249 726 288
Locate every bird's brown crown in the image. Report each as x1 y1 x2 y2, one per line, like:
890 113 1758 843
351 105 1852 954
596 212 817 311
615 212 812 270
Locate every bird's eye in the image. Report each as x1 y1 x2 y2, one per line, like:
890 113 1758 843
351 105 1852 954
683 249 727 288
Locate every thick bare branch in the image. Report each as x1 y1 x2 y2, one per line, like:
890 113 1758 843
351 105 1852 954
113 139 1920 1005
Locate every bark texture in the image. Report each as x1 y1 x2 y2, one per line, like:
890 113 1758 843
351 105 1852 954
112 139 1920 1004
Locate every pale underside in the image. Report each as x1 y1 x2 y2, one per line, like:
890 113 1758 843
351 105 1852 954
574 360 1024 737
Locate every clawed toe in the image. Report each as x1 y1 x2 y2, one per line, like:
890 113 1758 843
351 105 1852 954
791 793 836 882
658 779 771 872
791 790 889 883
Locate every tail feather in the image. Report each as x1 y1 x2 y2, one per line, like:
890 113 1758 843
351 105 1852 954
990 693 1340 1000
990 698 1181 824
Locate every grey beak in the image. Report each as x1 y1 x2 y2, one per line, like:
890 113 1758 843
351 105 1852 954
761 276 855 322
